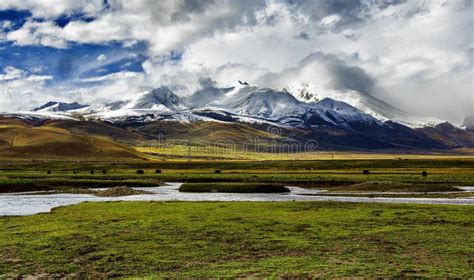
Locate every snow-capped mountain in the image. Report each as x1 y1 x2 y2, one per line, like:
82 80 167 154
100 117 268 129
70 87 193 121
285 85 442 128
2 83 472 151
33 101 88 112
20 84 444 132
133 87 188 111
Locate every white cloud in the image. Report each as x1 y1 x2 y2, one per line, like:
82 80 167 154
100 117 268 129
320 14 341 26
7 21 68 48
2 20 12 29
0 66 26 81
0 66 54 111
2 0 266 55
0 0 103 18
123 40 138 48
78 71 141 83
97 54 107 61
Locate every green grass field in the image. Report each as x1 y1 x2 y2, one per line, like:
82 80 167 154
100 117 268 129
0 201 472 278
0 158 473 278
1 158 473 193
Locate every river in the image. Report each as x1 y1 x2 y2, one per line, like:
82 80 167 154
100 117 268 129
0 183 472 216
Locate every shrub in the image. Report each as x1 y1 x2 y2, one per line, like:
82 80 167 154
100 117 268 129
179 183 290 193
362 170 370 175
73 170 78 174
47 170 51 175
421 171 428 177
136 170 145 174
90 170 94 175
214 170 222 174
102 170 107 174
155 169 162 174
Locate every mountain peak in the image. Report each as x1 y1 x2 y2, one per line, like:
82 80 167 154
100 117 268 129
32 101 88 112
132 87 187 111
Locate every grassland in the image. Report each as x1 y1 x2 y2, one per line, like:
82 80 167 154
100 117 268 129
136 145 474 160
0 201 472 278
0 124 143 159
0 158 473 278
0 158 473 194
1 118 474 278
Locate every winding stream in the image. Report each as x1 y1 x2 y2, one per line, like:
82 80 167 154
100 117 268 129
0 183 473 216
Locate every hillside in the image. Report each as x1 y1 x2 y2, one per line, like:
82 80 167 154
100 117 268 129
0 122 144 160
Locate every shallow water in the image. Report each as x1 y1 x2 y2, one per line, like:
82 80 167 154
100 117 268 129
0 183 473 216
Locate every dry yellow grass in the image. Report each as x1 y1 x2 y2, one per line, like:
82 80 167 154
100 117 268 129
0 126 143 159
136 145 474 161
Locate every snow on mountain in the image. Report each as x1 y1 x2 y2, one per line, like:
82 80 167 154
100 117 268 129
132 87 188 111
73 87 193 121
33 101 88 112
229 88 306 120
2 111 76 121
285 85 442 128
313 98 382 127
188 85 383 129
11 83 445 131
1 101 90 121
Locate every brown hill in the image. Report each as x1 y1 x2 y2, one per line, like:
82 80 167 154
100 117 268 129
0 124 143 159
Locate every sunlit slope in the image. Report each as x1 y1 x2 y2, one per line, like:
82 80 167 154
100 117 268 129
44 120 149 145
0 125 143 159
134 121 291 143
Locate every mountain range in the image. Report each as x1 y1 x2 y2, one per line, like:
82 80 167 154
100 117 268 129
1 82 473 157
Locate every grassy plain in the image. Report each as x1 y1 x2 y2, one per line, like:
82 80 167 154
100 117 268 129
0 201 472 278
1 158 473 193
0 157 473 278
136 145 474 160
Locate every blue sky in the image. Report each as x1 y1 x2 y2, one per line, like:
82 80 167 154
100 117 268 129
0 7 147 85
0 0 472 123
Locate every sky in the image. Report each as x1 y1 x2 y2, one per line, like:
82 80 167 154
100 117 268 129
0 0 472 124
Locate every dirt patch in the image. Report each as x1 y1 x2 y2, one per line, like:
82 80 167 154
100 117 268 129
95 186 153 197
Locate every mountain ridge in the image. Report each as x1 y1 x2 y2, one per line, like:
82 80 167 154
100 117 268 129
1 84 472 152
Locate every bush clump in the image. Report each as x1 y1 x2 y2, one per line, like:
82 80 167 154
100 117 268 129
362 170 370 175
155 169 162 174
422 171 428 177
95 186 152 197
136 170 145 174
179 183 290 193
214 170 222 174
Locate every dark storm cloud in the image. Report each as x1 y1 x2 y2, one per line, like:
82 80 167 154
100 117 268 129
288 0 407 31
296 31 310 40
170 0 215 22
300 52 375 94
198 77 216 88
188 77 232 107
